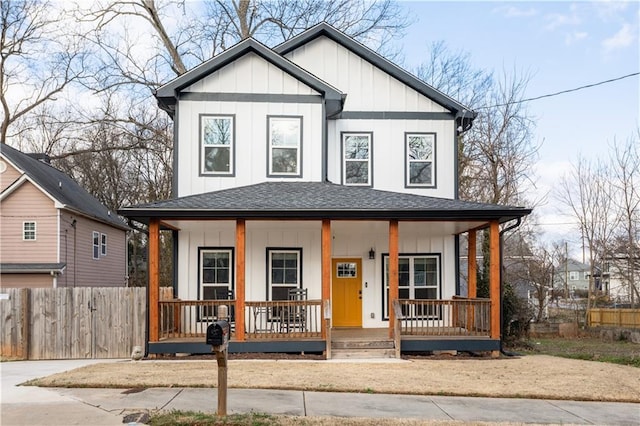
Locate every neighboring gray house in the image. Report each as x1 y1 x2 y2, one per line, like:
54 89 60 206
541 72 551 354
553 258 601 295
0 144 129 288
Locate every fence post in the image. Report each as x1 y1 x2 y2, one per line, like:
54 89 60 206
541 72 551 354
21 288 30 360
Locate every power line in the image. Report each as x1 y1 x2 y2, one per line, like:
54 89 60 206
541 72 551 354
475 72 640 110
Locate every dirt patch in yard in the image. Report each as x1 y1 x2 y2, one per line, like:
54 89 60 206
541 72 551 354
26 354 640 402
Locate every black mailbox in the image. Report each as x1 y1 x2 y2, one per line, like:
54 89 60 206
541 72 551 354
206 320 230 346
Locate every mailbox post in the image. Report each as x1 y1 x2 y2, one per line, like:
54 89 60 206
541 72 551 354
206 306 230 416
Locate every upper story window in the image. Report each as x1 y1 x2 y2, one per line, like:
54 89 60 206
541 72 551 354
200 114 234 175
268 116 302 177
92 231 100 259
569 271 579 281
342 132 372 186
405 133 436 188
101 233 107 256
23 221 36 240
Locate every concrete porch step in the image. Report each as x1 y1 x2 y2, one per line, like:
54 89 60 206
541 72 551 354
330 348 397 359
331 339 394 350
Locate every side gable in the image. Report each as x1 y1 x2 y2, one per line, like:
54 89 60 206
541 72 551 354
0 144 128 231
275 23 476 126
156 38 345 118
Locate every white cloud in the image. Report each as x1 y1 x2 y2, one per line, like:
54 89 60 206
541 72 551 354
494 5 538 18
565 31 589 45
544 12 581 31
602 22 636 51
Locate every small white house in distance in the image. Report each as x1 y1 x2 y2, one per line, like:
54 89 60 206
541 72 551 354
120 23 531 357
0 144 129 288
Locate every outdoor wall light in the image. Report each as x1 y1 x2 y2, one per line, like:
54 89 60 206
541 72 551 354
368 248 376 259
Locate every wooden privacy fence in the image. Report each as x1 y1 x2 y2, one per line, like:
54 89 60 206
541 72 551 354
588 308 640 328
0 287 173 360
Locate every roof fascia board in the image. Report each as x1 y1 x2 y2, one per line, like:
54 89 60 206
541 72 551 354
0 174 60 207
156 38 343 111
275 23 476 120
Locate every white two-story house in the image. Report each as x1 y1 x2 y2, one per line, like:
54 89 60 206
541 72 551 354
120 23 530 357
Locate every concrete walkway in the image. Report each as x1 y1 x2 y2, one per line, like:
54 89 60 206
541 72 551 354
1 360 639 425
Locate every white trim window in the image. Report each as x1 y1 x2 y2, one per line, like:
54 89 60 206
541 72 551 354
406 133 436 187
92 231 100 259
201 114 234 175
268 248 301 300
101 233 107 256
268 116 302 177
342 133 372 186
569 271 579 281
200 249 234 300
23 221 36 240
383 254 440 319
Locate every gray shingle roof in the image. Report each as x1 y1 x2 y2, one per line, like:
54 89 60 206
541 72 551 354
119 181 530 222
1 144 129 230
1 263 66 274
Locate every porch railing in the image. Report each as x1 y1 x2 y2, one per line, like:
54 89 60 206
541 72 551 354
158 299 323 340
245 300 322 339
394 298 492 337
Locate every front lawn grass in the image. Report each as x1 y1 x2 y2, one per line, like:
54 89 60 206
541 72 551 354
520 336 640 367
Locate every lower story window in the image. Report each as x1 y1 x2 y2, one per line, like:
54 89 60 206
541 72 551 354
199 248 234 300
383 254 440 319
268 248 301 300
92 231 100 259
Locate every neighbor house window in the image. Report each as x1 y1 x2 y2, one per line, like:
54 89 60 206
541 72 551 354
101 233 107 256
23 222 36 240
342 132 372 186
200 114 234 175
383 254 440 319
199 248 234 300
405 133 436 187
569 271 579 281
268 248 301 300
268 116 302 177
92 231 100 259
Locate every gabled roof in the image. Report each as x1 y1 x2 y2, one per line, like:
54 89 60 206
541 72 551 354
119 181 530 223
155 38 345 118
275 22 476 126
0 144 129 230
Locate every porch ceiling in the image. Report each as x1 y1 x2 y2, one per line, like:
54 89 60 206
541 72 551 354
119 182 531 228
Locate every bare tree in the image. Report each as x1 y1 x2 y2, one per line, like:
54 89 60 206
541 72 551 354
609 134 640 306
0 0 86 143
557 157 619 313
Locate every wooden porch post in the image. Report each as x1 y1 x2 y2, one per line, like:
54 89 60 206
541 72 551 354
388 220 399 338
489 220 500 343
235 219 246 341
321 219 331 340
467 229 477 298
148 218 160 342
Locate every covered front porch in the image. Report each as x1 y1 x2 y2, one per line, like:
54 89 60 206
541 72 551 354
119 182 529 358
145 219 501 357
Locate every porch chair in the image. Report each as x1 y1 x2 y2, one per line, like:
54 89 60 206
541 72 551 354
283 288 308 332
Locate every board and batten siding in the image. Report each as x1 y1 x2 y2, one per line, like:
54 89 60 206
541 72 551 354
328 119 456 198
184 52 319 95
177 101 323 197
176 52 325 197
0 182 58 264
0 159 23 192
284 36 449 113
176 220 455 328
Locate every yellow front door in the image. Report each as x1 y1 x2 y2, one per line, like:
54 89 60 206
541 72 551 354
331 258 362 327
